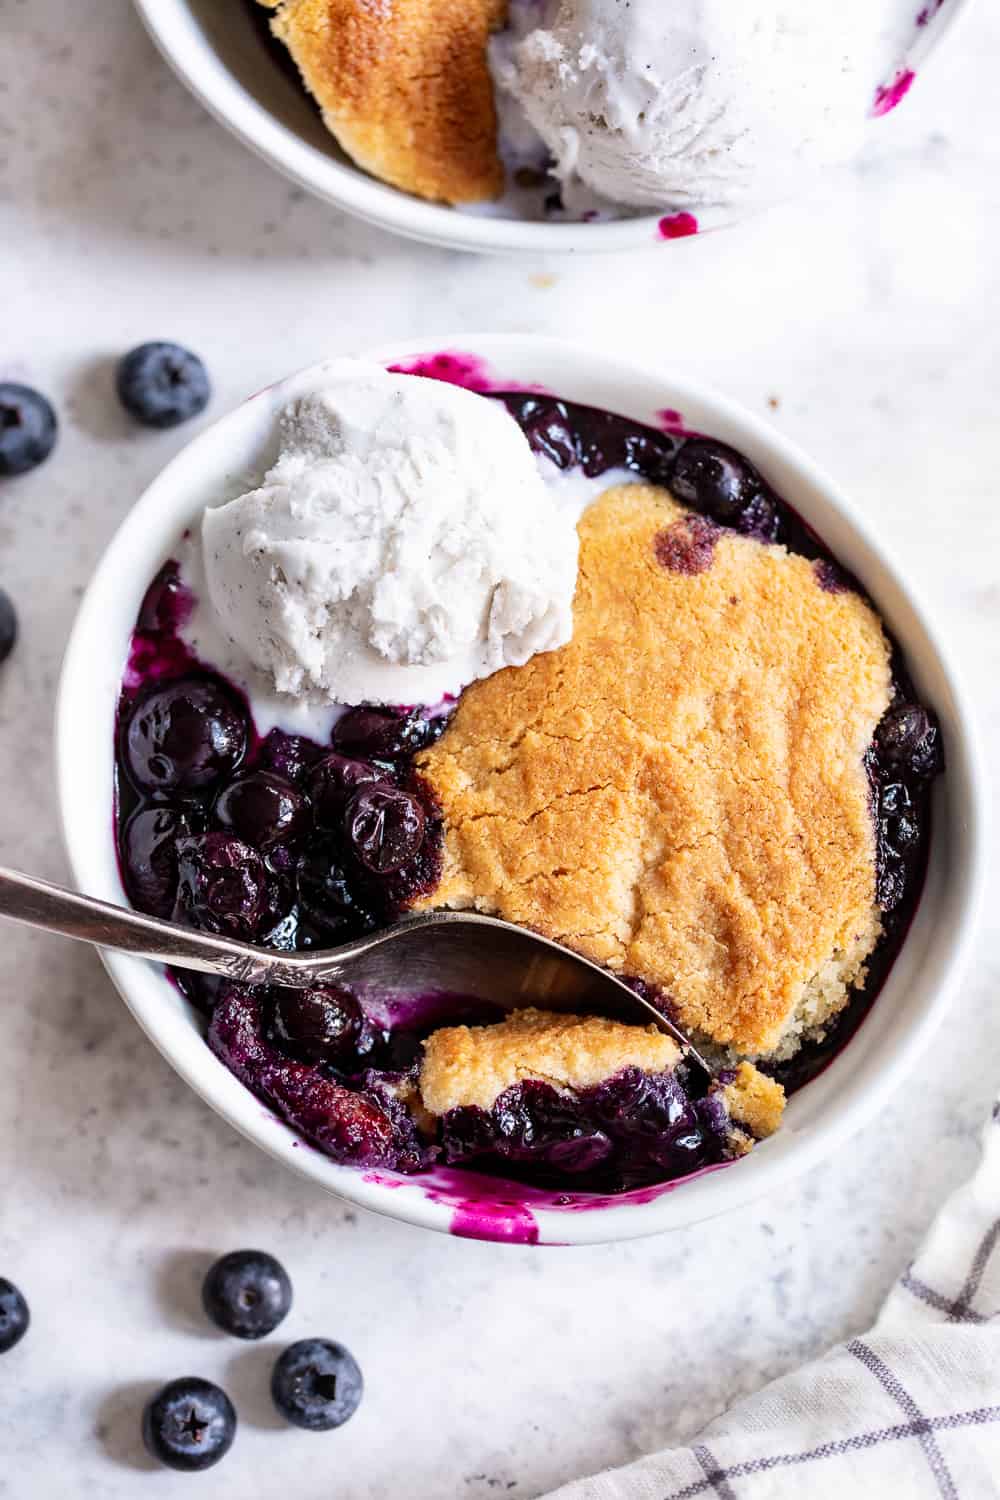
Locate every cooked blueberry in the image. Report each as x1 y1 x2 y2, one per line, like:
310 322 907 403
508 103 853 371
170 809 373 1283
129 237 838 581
216 772 310 852
173 832 270 939
124 677 247 794
735 490 780 542
545 1131 613 1173
332 705 442 761
621 432 677 488
0 1278 29 1354
877 856 907 911
880 782 911 816
0 589 17 665
309 753 381 829
269 986 366 1066
259 728 322 786
345 785 425 874
137 560 192 634
270 1339 363 1431
141 1377 236 1471
508 397 578 469
207 985 271 1087
116 342 210 429
122 803 200 917
669 439 762 527
171 968 226 1018
875 704 944 779
0 384 57 477
262 1063 395 1164
296 843 373 937
201 1250 292 1340
886 813 921 851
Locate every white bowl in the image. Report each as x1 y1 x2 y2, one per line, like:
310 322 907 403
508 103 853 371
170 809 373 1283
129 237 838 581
57 335 986 1244
132 0 973 255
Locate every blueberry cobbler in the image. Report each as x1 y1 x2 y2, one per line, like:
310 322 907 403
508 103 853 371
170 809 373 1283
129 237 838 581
113 360 942 1197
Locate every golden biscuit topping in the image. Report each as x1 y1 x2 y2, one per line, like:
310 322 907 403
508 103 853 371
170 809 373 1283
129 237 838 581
416 483 892 1056
261 0 505 203
419 1007 681 1116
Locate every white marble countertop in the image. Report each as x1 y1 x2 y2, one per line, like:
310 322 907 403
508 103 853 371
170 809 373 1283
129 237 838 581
2 3 998 1495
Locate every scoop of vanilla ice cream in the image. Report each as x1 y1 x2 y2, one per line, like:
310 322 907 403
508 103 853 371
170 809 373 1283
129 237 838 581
201 364 579 706
495 0 909 211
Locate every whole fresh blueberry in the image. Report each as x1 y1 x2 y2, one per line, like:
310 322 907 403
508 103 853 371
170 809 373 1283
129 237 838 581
345 785 425 874
124 677 248 794
0 384 57 477
669 439 762 527
201 1249 292 1340
122 803 201 917
269 986 366 1066
141 1377 236 1471
116 342 210 429
0 589 17 665
216 772 311 852
309 753 382 829
0 1278 29 1354
270 1339 363 1431
875 703 943 780
173 832 270 939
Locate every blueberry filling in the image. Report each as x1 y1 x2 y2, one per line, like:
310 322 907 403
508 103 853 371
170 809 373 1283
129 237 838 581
114 392 943 1193
439 1068 733 1192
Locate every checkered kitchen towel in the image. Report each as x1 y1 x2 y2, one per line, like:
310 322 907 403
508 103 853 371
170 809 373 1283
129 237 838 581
544 1107 1000 1499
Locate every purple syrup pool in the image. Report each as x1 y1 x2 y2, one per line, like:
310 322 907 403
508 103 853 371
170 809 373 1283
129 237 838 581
112 362 943 1221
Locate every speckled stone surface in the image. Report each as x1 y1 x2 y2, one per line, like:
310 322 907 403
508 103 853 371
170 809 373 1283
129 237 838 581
1 3 998 1496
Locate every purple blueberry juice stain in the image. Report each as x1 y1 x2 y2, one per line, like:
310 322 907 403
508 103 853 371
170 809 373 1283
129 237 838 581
658 212 699 241
656 408 701 439
655 516 719 574
873 68 916 117
388 351 495 392
111 367 942 1237
917 0 946 26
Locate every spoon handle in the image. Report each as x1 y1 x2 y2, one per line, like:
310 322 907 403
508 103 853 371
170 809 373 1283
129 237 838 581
0 865 285 985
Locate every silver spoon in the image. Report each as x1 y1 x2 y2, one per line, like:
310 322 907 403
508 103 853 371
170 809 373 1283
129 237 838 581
0 865 709 1067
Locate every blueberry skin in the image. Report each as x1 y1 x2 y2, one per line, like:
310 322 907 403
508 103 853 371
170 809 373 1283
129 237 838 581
271 1339 364 1431
216 771 311 852
0 589 17 665
141 1377 236 1471
116 342 210 429
0 1278 29 1354
345 785 426 874
668 438 763 531
0 384 58 477
269 986 367 1066
124 677 248 794
202 1249 292 1340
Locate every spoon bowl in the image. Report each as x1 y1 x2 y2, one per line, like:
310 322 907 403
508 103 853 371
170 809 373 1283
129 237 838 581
0 865 706 1064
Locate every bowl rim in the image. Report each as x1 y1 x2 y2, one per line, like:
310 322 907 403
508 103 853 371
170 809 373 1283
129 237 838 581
130 0 977 256
56 333 988 1244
